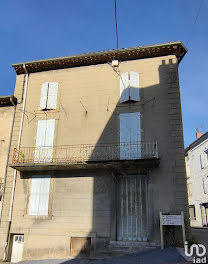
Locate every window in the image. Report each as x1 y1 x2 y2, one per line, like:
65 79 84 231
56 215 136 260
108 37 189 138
203 177 208 194
120 112 141 160
40 82 58 110
120 72 140 103
34 119 55 162
200 150 208 169
189 205 196 220
28 176 51 216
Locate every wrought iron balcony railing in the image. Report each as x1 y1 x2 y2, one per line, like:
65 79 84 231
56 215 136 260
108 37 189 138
12 141 158 165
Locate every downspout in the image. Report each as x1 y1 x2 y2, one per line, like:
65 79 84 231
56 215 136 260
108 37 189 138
0 97 17 223
3 64 29 261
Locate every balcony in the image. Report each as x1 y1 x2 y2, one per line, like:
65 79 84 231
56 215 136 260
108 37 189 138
10 141 160 172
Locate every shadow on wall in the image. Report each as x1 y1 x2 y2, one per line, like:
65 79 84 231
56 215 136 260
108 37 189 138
65 58 187 259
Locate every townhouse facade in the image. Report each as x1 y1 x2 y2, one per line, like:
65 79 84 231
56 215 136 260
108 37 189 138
0 96 17 213
0 42 189 262
185 131 208 227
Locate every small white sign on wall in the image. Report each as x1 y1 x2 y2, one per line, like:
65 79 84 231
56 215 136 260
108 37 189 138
162 215 183 226
160 211 186 250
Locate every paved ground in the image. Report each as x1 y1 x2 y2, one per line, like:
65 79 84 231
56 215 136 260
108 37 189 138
191 227 208 258
15 247 188 264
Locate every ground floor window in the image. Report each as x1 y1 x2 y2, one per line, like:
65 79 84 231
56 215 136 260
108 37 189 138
28 176 51 216
189 205 196 220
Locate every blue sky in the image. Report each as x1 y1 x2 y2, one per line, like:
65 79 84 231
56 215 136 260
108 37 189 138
0 0 207 146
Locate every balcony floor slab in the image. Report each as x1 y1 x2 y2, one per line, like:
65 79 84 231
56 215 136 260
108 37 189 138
9 158 160 172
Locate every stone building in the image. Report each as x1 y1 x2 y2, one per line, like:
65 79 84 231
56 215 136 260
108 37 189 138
0 96 17 214
185 131 208 227
0 42 189 262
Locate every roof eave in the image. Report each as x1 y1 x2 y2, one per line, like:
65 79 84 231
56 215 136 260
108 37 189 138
12 42 187 75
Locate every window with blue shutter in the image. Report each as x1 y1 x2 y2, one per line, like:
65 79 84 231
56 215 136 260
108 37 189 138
120 72 140 103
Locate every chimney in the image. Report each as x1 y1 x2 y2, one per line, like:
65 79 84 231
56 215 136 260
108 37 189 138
196 128 202 139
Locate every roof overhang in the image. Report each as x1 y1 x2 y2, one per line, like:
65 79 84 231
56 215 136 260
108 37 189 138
0 95 17 107
12 42 187 75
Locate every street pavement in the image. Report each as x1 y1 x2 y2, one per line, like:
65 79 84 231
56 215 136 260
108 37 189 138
16 247 188 264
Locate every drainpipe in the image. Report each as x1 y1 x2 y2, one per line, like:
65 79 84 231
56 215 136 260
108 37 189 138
0 97 17 223
3 64 29 261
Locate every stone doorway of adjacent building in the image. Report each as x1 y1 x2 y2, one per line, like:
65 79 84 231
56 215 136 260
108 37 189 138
11 234 24 263
117 175 148 241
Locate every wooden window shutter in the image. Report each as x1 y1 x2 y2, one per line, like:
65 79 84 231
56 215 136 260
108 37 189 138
47 82 58 109
28 176 50 216
200 153 206 169
129 71 140 101
120 112 141 159
34 119 55 162
120 72 129 103
40 82 49 110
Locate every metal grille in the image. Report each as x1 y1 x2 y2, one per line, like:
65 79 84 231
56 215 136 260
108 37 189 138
12 141 158 164
117 175 148 241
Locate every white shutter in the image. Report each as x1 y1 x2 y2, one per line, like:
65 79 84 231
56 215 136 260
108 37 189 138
38 177 50 215
34 119 55 162
45 119 55 162
28 177 41 215
40 82 48 110
203 177 208 194
200 153 206 169
120 72 129 103
120 112 141 159
28 176 50 216
129 71 140 101
47 82 58 109
34 120 47 162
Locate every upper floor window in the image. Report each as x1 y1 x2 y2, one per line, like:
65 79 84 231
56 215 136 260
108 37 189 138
203 177 208 194
40 82 58 110
120 72 140 103
200 150 208 169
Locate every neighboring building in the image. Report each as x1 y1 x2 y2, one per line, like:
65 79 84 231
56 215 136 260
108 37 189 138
185 131 208 227
0 96 17 213
0 42 189 262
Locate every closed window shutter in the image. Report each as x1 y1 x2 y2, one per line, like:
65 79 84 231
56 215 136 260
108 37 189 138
203 177 208 194
28 176 50 216
34 119 55 162
200 153 206 169
45 119 55 162
120 72 129 103
34 120 47 162
47 82 58 109
129 71 140 101
40 82 48 110
38 177 50 215
120 112 141 159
